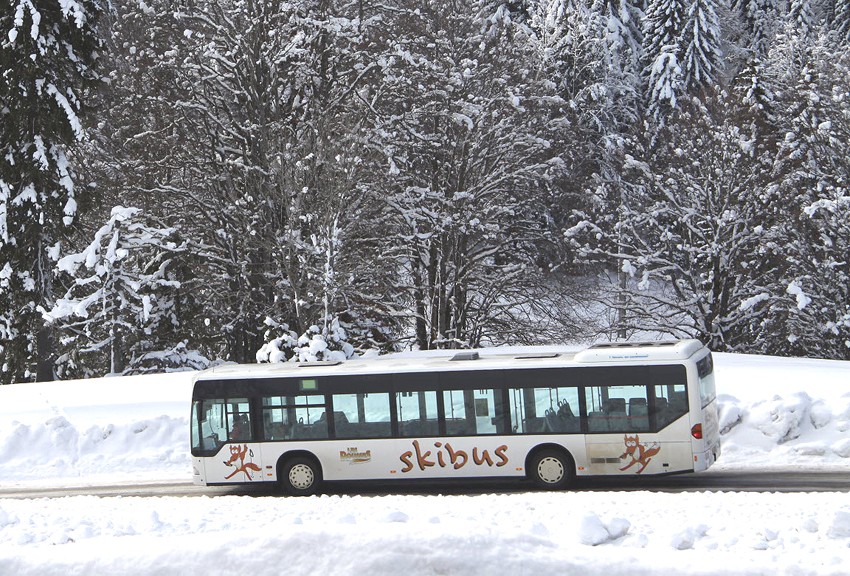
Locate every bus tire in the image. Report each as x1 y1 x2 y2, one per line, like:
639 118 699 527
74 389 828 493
279 456 322 496
528 448 573 490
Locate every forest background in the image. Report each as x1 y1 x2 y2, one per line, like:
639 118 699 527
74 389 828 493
1 0 848 383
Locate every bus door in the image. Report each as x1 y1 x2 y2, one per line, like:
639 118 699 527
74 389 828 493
201 397 265 483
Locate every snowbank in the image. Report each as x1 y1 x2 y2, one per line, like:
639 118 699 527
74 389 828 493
1 491 850 575
0 372 192 484
712 353 850 471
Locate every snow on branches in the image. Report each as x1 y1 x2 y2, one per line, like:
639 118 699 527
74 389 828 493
42 207 190 377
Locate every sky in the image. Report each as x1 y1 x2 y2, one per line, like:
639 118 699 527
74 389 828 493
1 351 849 575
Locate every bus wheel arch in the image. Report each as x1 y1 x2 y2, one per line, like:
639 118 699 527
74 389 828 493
526 444 575 490
277 451 323 496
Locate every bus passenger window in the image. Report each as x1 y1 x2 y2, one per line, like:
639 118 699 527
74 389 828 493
654 384 688 429
332 393 391 438
509 387 580 434
584 385 650 433
396 390 438 437
261 395 327 440
444 389 503 436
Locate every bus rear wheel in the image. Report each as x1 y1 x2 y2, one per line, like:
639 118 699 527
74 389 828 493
529 449 573 490
279 456 322 496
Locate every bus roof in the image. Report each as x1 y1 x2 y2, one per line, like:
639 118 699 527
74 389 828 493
194 339 707 381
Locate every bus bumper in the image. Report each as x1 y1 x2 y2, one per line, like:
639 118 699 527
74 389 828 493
192 458 207 486
693 441 721 472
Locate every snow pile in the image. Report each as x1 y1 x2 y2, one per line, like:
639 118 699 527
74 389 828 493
711 353 850 471
2 492 850 575
0 372 192 484
717 392 850 465
575 512 630 546
0 415 188 483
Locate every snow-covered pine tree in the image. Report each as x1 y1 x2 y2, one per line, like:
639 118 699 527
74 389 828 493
727 0 781 159
43 206 192 377
789 0 815 36
832 0 850 42
728 57 778 151
592 0 644 62
0 0 103 382
641 0 688 122
733 0 781 56
680 0 723 96
763 28 850 358
256 317 355 363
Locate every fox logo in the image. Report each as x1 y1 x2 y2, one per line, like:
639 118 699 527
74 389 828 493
619 434 660 474
223 444 261 480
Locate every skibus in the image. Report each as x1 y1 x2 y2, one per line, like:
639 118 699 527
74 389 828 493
190 339 720 495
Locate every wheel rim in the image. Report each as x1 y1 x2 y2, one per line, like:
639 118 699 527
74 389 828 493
537 456 565 484
288 463 315 490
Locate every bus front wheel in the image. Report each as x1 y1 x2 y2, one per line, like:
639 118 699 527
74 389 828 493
279 456 322 496
528 448 573 490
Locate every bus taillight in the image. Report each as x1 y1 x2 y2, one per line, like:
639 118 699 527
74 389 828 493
691 423 703 439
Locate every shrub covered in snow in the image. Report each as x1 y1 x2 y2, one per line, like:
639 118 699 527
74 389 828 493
256 316 356 363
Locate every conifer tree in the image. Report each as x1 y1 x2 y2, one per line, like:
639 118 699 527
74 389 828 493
0 0 103 382
833 0 850 42
733 0 780 55
641 0 688 121
789 0 815 37
43 207 192 377
765 29 850 357
680 0 723 95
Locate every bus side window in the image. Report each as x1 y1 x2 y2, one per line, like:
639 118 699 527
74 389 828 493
584 385 650 433
262 395 328 440
396 390 439 437
654 384 688 429
444 389 503 436
509 387 579 434
332 393 391 438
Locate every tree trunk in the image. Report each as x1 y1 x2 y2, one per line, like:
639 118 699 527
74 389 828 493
36 325 56 382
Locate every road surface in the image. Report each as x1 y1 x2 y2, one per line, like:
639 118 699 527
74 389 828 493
1 470 848 499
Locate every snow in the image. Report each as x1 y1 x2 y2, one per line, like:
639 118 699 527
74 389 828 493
1 352 850 574
787 281 813 310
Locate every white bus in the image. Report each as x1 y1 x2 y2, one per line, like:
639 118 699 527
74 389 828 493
190 339 720 495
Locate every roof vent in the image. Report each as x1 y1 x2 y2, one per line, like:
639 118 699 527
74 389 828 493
589 341 676 349
450 351 480 361
515 352 560 359
297 360 343 367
